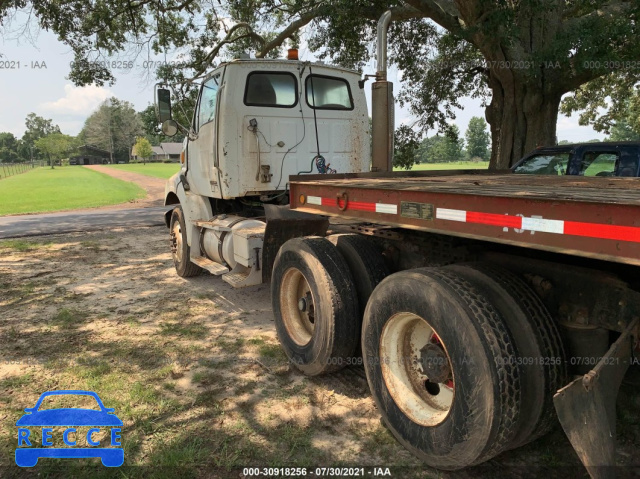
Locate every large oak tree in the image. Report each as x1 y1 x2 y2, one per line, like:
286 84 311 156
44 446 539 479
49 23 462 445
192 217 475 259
3 0 639 168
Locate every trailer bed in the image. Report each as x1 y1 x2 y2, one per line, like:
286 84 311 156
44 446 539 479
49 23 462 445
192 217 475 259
289 172 640 266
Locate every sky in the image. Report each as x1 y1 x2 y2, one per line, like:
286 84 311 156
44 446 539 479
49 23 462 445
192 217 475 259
0 23 604 143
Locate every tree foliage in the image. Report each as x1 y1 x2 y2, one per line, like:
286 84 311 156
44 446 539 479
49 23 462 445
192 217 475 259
82 98 144 162
412 127 465 165
3 0 639 169
0 132 23 163
608 119 640 142
133 136 154 163
465 117 490 161
34 133 76 168
21 113 61 160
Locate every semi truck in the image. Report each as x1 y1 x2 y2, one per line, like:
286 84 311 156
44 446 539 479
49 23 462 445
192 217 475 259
157 12 638 477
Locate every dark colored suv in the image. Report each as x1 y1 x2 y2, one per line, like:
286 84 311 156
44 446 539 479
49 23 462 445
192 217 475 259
512 142 640 177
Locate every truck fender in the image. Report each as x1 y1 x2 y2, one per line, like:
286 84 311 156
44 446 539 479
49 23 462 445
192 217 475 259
164 172 213 247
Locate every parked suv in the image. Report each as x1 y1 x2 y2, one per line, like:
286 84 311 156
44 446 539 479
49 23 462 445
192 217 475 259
512 142 640 177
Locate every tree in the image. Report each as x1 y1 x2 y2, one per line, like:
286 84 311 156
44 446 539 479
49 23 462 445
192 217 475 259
609 120 640 142
0 132 23 163
561 76 640 138
465 117 490 161
34 133 76 169
415 128 464 165
82 98 144 163
133 137 154 164
3 1 639 169
21 113 61 161
438 125 464 163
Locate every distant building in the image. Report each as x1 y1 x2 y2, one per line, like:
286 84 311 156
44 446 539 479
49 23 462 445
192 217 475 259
130 142 182 162
70 145 112 165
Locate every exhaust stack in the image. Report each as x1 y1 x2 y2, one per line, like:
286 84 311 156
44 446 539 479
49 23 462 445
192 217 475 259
371 10 394 173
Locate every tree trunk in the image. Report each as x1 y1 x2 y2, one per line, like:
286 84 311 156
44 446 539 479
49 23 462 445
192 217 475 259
486 75 561 170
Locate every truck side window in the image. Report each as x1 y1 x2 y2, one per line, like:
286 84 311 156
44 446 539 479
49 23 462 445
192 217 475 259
306 74 353 110
580 152 619 177
513 153 569 175
198 75 220 129
244 72 297 107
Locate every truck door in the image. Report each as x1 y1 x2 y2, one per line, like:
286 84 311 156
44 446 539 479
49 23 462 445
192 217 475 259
186 73 221 196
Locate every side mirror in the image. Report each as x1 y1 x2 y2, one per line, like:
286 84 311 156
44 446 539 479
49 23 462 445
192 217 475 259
157 88 172 123
162 119 178 137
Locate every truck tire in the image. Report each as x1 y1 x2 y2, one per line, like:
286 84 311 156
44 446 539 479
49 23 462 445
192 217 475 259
327 234 389 355
362 267 522 469
272 237 359 376
453 263 567 446
327 234 389 309
169 206 202 278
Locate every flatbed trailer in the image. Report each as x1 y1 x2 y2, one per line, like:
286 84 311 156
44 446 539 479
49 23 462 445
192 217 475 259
266 170 640 477
290 171 640 266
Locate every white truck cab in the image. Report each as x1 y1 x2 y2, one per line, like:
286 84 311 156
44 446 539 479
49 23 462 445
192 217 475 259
158 58 372 287
165 59 370 200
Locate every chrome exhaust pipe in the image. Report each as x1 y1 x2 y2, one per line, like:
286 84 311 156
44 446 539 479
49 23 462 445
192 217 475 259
371 10 394 172
376 10 392 81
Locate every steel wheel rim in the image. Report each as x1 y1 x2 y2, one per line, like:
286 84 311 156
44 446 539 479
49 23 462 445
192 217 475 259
171 221 183 263
380 312 454 426
280 267 316 346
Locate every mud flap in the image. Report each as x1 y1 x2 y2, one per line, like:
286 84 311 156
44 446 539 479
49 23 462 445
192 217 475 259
553 318 638 479
261 205 329 283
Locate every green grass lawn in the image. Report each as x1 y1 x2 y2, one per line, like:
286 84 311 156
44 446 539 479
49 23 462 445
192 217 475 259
107 163 181 179
0 167 145 216
394 160 490 171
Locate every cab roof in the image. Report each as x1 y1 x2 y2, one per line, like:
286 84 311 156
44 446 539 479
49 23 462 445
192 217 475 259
214 58 362 77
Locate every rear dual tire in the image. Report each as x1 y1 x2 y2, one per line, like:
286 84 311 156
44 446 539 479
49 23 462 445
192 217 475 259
363 267 522 469
362 264 566 469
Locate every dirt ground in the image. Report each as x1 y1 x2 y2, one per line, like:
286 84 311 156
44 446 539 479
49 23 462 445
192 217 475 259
85 165 166 208
1 225 639 478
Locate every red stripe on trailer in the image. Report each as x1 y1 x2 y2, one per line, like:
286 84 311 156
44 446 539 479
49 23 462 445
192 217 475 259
563 221 640 243
347 201 377 212
305 195 640 244
457 209 640 244
466 211 523 229
307 196 394 213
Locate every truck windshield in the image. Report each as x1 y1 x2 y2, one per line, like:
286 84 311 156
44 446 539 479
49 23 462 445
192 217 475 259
306 74 353 110
513 152 570 175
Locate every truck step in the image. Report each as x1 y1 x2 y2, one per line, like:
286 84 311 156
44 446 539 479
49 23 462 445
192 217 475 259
221 265 263 288
191 256 229 276
222 271 251 287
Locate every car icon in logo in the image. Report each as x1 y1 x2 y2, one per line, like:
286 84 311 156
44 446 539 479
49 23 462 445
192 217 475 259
16 390 123 467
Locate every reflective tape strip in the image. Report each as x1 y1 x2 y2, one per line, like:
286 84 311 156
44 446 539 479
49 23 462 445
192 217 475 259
522 217 564 234
436 207 640 243
564 221 640 243
348 201 377 212
303 196 396 214
467 211 522 228
302 199 640 244
375 203 398 215
436 208 467 222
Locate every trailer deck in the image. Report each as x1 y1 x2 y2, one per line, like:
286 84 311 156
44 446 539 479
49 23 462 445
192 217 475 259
289 172 640 266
